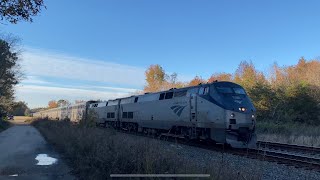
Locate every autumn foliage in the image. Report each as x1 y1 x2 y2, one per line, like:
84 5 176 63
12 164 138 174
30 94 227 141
144 58 320 125
48 100 58 109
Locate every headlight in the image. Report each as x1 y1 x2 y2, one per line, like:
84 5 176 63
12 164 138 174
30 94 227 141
252 114 255 118
230 113 235 118
239 107 246 112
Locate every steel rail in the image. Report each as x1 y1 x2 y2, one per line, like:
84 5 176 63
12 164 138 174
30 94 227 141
257 141 320 154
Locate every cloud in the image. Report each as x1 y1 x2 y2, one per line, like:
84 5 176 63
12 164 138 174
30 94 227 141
21 48 146 87
15 47 148 108
22 75 50 85
16 47 191 108
15 84 136 108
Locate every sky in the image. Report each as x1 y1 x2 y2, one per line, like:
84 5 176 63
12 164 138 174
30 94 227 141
1 0 320 108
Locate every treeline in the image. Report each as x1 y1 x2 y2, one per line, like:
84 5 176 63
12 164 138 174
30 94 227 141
0 36 21 117
144 58 320 125
0 0 45 119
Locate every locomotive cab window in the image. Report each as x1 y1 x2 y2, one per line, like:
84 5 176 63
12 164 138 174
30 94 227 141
134 97 139 103
165 92 173 99
159 93 165 100
199 87 209 95
233 88 246 95
216 87 233 94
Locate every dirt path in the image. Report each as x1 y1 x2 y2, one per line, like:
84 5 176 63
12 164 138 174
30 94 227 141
0 124 74 179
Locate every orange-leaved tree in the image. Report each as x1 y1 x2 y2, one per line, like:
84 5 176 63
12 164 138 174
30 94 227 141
144 64 166 92
48 100 58 109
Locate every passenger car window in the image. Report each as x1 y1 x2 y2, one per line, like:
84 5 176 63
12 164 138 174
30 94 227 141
122 112 128 118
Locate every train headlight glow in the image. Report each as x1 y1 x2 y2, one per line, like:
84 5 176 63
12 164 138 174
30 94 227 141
239 107 246 112
252 114 255 118
230 113 235 118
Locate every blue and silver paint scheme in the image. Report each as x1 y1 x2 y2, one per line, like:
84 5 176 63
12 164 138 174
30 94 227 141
34 81 257 148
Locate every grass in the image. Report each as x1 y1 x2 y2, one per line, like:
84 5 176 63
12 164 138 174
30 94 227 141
0 119 11 132
256 121 320 147
32 119 260 180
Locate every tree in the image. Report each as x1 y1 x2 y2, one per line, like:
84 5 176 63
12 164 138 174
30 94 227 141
48 100 58 108
10 101 29 116
188 76 205 86
144 65 166 92
1 0 45 24
234 61 266 90
0 37 21 117
208 73 233 83
57 99 70 107
0 39 20 96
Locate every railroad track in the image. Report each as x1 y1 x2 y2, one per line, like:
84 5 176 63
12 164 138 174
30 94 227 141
160 135 320 172
100 126 320 172
257 141 320 154
235 148 320 171
248 141 320 171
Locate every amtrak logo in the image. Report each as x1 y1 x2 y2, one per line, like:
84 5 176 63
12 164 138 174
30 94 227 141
171 105 186 117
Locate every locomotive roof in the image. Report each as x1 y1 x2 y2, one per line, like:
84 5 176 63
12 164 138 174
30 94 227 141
110 81 242 101
138 81 241 96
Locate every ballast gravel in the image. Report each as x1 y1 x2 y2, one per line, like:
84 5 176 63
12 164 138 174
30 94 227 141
163 141 320 180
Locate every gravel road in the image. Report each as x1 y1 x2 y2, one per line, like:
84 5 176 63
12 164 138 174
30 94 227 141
0 125 74 180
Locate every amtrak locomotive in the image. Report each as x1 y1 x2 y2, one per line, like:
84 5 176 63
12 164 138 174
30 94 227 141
33 81 257 148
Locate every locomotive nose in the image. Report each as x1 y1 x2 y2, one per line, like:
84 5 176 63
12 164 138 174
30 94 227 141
225 110 257 148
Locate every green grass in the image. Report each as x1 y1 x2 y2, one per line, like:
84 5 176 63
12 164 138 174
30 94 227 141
32 119 260 180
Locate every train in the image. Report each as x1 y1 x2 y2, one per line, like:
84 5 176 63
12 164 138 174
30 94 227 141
33 81 257 148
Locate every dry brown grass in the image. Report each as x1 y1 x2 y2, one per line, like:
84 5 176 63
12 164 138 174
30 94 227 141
32 119 260 180
257 121 320 147
258 134 320 147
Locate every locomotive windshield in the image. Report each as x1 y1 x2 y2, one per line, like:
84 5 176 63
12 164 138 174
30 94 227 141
216 86 246 95
209 82 255 112
233 87 246 95
216 87 233 94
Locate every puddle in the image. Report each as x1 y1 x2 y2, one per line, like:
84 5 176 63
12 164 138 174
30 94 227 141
35 154 58 165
